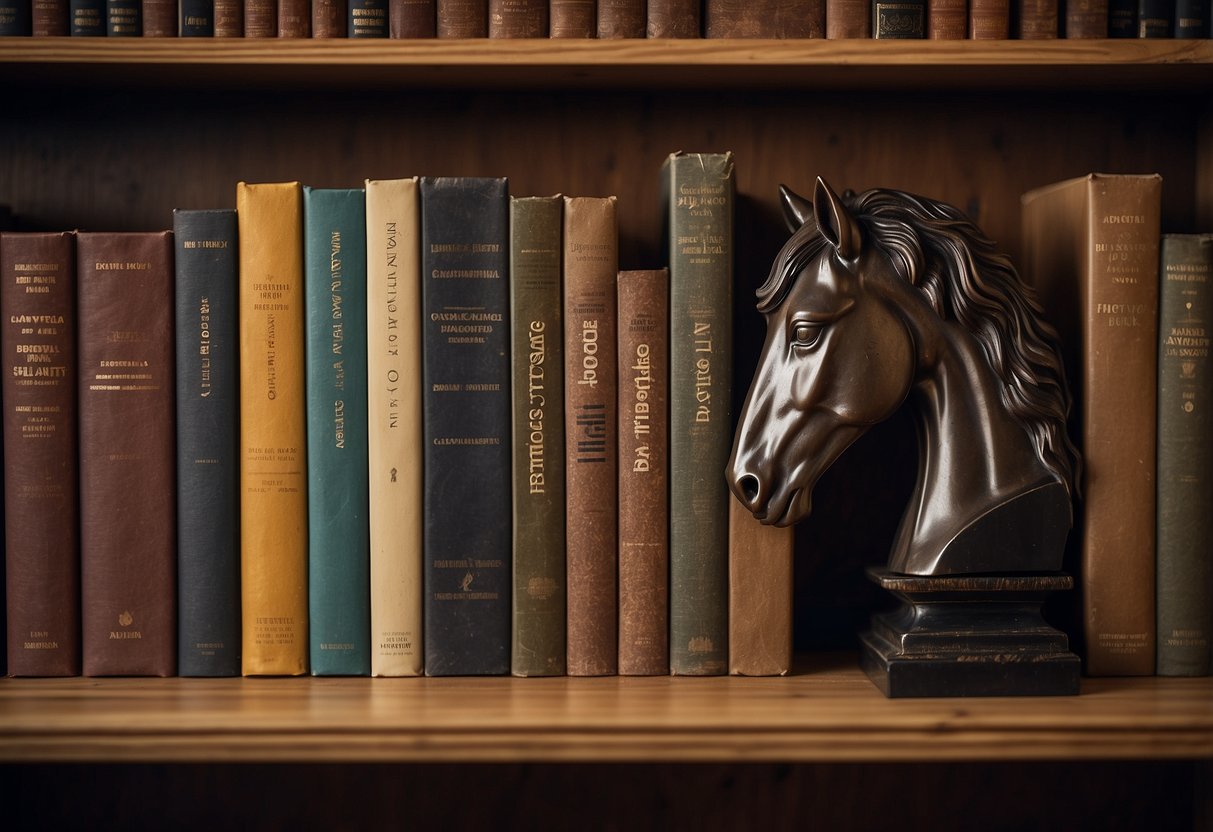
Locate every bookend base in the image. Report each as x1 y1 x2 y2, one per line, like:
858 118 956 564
860 569 1080 698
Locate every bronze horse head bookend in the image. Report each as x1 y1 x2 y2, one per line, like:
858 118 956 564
728 178 1082 696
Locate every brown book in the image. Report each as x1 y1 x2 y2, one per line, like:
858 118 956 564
705 0 824 37
314 0 346 35
141 0 175 33
245 0 276 35
1022 174 1161 677
564 196 619 677
928 0 966 36
968 0 1008 35
550 0 593 36
214 0 242 34
2 232 79 677
33 0 70 34
646 0 699 36
1064 0 1107 35
392 0 436 34
78 232 176 677
490 0 545 34
597 0 642 36
826 0 870 36
278 0 309 34
437 0 486 34
1017 0 1058 36
617 269 669 677
728 495 793 677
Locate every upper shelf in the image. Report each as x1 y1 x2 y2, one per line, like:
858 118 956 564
2 37 1212 92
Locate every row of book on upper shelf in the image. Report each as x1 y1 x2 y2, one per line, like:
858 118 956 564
0 0 1209 39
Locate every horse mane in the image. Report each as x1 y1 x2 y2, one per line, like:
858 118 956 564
756 187 1081 498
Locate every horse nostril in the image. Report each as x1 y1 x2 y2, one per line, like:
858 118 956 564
738 474 761 506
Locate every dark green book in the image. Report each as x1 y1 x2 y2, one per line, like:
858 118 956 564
662 151 734 676
1136 0 1171 34
509 196 566 678
304 187 371 676
871 0 925 36
0 0 32 35
1156 234 1212 677
106 0 140 33
1174 0 1207 36
71 0 105 33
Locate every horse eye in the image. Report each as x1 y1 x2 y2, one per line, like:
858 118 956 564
792 322 822 348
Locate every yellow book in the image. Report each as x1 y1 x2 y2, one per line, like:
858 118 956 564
237 181 309 676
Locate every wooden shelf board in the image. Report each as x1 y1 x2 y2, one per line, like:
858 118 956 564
1 38 1211 91
2 656 1210 763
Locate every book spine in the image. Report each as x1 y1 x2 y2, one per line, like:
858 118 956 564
366 179 423 677
70 0 105 34
1016 0 1058 37
78 232 175 677
0 0 31 33
180 0 215 34
437 0 486 34
237 181 309 676
391 0 435 34
549 0 593 36
705 0 823 37
968 0 1009 36
213 0 240 33
826 0 869 35
420 176 511 676
1174 0 1206 36
1156 234 1212 677
927 0 966 37
597 0 642 36
1064 0 1107 36
173 211 240 677
141 0 174 33
1 232 79 677
106 0 141 33
872 0 924 35
244 0 275 36
313 0 345 35
303 188 370 676
1136 0 1170 34
509 195 566 677
1108 0 1135 34
617 268 668 677
646 0 699 36
728 495 793 676
350 0 389 34
664 151 733 676
33 0 70 35
563 196 619 677
490 0 545 34
278 0 309 34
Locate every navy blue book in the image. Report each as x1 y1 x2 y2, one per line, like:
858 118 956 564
174 210 241 677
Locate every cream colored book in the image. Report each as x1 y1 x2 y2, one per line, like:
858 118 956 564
366 178 424 676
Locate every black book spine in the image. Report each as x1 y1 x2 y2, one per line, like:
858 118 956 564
71 0 104 33
1136 0 1171 33
871 0 925 35
174 210 241 677
0 0 32 35
180 0 214 34
106 0 140 32
349 0 389 34
1174 0 1207 35
420 177 511 676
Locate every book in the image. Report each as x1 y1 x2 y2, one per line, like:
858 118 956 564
180 0 214 34
617 268 668 677
304 187 371 676
106 0 140 33
646 0 699 36
365 178 424 677
509 195 566 678
872 0 924 35
350 0 389 35
1109 0 1136 34
1155 234 1212 677
391 0 435 34
489 0 545 35
278 0 309 35
705 0 824 37
214 0 240 33
1175 0 1206 36
927 0 966 37
78 232 175 677
1022 173 1161 677
437 0 486 34
550 0 593 36
968 0 1009 36
244 0 275 36
597 0 643 36
1 232 79 677
663 151 734 676
564 196 619 677
1136 0 1171 34
1064 0 1107 35
420 176 511 676
237 181 310 676
70 0 104 34
313 0 345 35
1016 0 1058 37
728 494 793 677
33 0 70 35
174 210 241 678
826 0 870 35
141 0 174 33
0 0 31 33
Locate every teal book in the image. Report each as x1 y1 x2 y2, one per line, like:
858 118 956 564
304 187 371 676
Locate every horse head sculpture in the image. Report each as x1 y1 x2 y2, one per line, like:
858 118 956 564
727 177 1079 576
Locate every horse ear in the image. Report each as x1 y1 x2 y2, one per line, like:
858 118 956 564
779 184 814 232
813 177 862 261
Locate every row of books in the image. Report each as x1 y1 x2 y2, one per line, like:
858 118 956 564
1 0 1208 39
1 153 781 679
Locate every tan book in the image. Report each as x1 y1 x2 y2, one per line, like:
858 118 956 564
1022 173 1161 676
237 181 309 676
366 178 424 677
728 495 793 676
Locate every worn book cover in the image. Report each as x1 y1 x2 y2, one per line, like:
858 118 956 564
490 0 545 35
705 0 824 37
728 495 793 676
647 0 698 36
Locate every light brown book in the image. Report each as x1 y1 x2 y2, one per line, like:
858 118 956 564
597 0 642 36
826 0 869 36
1017 0 1058 37
244 0 276 35
928 0 966 37
617 269 668 676
313 0 345 35
1022 173 1161 676
968 0 1008 36
564 196 618 677
550 0 593 36
437 0 486 34
490 0 545 35
705 0 824 37
214 0 242 34
237 182 310 676
728 495 793 677
646 0 698 36
278 0 310 34
391 0 436 34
